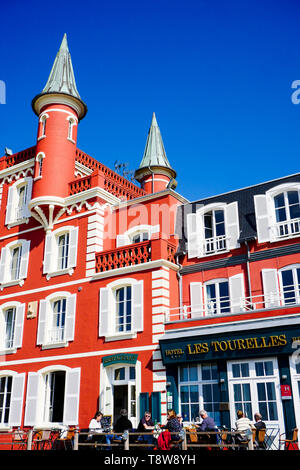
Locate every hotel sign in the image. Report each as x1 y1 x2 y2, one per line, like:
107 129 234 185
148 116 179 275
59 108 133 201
160 327 300 364
102 353 138 367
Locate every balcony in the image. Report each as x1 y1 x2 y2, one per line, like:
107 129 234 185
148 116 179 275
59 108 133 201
274 218 300 239
204 235 228 255
47 327 65 344
95 239 177 273
164 285 300 323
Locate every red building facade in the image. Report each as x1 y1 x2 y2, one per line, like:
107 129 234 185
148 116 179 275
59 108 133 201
0 35 299 445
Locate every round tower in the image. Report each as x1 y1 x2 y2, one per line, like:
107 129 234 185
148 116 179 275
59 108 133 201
30 34 87 229
134 113 177 194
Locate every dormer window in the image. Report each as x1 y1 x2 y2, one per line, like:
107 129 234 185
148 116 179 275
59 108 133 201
116 225 159 248
186 202 240 259
274 191 300 238
254 183 300 243
5 177 33 226
131 232 149 244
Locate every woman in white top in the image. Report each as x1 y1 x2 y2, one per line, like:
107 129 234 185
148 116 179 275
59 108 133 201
89 411 103 433
235 410 254 440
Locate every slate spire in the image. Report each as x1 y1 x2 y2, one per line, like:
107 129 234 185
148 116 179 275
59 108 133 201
138 113 173 170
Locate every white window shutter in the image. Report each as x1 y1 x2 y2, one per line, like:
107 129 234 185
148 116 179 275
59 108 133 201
254 195 270 243
65 294 76 342
13 304 25 349
19 240 30 279
43 232 53 274
229 273 245 312
24 372 39 426
0 247 9 283
63 368 81 425
132 281 144 332
190 282 203 317
116 234 130 247
37 299 47 345
68 227 79 268
186 213 199 259
226 202 240 250
99 287 110 337
5 185 16 225
9 373 25 427
23 178 33 218
262 269 280 308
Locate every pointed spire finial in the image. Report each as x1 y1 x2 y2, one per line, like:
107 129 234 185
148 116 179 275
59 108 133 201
138 112 173 170
32 34 87 119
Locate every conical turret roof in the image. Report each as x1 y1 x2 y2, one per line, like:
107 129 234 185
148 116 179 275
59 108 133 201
32 34 87 119
138 113 173 170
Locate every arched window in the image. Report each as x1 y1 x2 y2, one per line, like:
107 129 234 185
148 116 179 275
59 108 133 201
43 226 78 278
38 113 48 140
67 116 76 142
0 239 30 287
5 177 33 226
274 190 300 237
204 279 230 315
279 265 300 305
0 302 25 351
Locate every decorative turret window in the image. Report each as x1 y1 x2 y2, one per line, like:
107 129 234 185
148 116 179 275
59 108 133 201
0 239 30 288
39 114 48 140
43 226 78 279
254 183 300 243
67 116 76 143
5 177 33 227
99 278 143 341
36 292 77 348
186 202 240 259
35 152 45 180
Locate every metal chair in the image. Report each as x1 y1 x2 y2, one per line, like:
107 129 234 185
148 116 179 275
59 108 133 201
54 429 75 450
11 429 28 450
279 428 298 450
32 430 52 450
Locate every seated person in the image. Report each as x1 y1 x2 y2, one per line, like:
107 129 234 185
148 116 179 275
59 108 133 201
113 409 133 441
235 410 254 442
137 411 155 444
89 411 112 447
253 412 266 448
164 409 182 442
196 410 217 445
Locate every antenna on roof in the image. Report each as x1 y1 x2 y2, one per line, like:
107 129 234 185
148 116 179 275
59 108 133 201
5 147 13 156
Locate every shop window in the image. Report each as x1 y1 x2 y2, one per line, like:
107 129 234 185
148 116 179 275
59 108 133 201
186 202 240 259
179 364 220 425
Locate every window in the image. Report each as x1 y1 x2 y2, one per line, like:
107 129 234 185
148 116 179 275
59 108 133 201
254 183 300 243
115 286 132 333
186 202 240 259
116 224 159 248
37 293 76 347
35 152 45 179
99 279 143 341
38 113 48 139
204 209 226 254
0 303 25 352
0 373 25 428
205 280 230 315
179 363 220 425
5 177 33 226
280 266 300 305
190 274 245 318
24 367 80 427
43 226 78 279
0 240 30 287
67 116 76 142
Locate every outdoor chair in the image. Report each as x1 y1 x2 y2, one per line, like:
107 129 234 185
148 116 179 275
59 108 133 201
11 429 28 450
279 428 298 450
254 428 267 450
54 429 75 450
32 430 52 450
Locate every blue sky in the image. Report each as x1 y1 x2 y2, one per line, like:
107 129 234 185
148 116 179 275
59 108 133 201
1 0 300 202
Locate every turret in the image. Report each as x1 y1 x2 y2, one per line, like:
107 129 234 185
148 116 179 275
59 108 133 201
30 34 87 230
134 113 177 194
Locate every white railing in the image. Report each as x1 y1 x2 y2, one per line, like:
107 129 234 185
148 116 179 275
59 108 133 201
203 235 227 254
274 218 300 238
164 286 300 323
47 327 65 344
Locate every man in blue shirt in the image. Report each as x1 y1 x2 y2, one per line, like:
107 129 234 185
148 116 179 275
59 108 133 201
197 410 216 432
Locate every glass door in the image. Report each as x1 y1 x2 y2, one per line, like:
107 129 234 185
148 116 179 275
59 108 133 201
111 366 137 428
228 358 284 448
